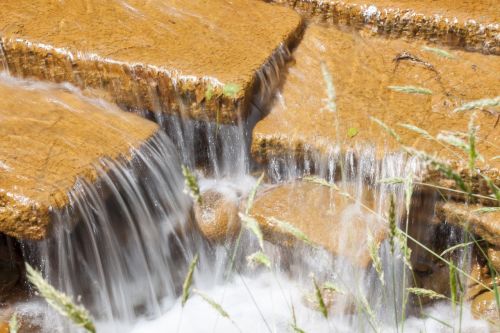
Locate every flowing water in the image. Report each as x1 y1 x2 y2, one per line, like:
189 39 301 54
0 2 492 333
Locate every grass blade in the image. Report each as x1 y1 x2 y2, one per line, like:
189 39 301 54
311 275 328 318
182 254 199 307
450 259 457 311
473 207 500 214
8 313 19 333
421 46 455 59
368 231 385 285
25 264 96 333
291 324 307 333
398 123 434 140
378 177 405 185
246 172 265 214
437 133 469 152
193 289 230 318
291 304 307 333
246 251 271 269
481 175 500 201
453 96 500 113
193 288 242 333
388 85 432 95
239 213 264 250
323 281 345 294
407 287 446 299
440 241 476 256
370 117 401 142
266 217 315 247
181 165 201 204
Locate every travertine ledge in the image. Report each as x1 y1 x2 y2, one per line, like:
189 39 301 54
0 0 302 124
252 24 500 196
0 75 159 240
272 0 499 55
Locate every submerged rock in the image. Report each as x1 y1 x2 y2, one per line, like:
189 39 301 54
0 0 302 124
194 190 241 243
0 74 159 240
252 23 500 195
247 181 386 267
273 0 499 54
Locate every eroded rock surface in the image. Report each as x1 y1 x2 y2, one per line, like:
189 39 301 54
252 24 500 193
436 202 500 247
0 0 302 123
0 75 159 240
273 0 500 54
247 181 386 267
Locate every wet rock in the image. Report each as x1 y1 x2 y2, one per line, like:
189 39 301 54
247 181 386 267
273 0 499 54
252 24 500 195
0 74 159 240
472 291 500 324
488 246 500 273
436 202 500 247
0 261 19 301
194 190 241 243
0 0 302 124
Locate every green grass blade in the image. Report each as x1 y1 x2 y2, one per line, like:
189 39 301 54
246 251 271 269
239 213 264 250
388 85 432 95
291 324 307 333
246 172 265 214
421 46 456 59
398 123 434 140
193 289 230 318
473 207 500 214
8 313 19 333
450 259 457 311
368 231 385 285
440 241 476 256
481 175 500 201
323 281 345 294
407 287 446 299
25 264 96 333
311 276 328 318
181 165 201 204
453 96 500 113
370 117 401 142
378 177 405 185
266 217 315 247
182 254 199 307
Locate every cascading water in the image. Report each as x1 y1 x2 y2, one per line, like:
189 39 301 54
1 1 495 332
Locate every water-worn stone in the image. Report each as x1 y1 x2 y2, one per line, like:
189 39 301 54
488 246 500 273
0 0 302 124
273 0 499 54
472 291 500 324
194 190 241 243
247 181 386 267
252 24 500 195
0 75 159 240
436 202 500 247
